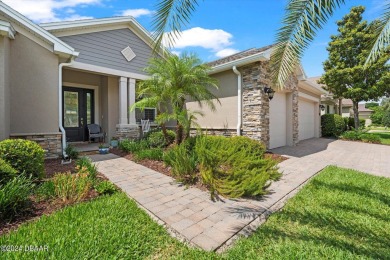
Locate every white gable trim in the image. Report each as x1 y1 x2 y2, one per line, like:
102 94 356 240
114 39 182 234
0 20 15 39
0 2 78 57
70 61 150 80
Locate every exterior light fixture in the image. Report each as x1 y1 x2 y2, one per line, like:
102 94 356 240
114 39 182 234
320 104 325 111
264 86 275 100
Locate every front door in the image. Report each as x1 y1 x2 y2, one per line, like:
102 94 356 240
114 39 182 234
63 87 94 142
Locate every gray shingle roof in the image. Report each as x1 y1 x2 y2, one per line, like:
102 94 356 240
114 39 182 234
207 44 275 67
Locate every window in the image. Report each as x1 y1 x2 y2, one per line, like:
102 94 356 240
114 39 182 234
135 108 156 123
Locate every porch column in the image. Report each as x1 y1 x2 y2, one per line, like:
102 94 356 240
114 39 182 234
128 78 137 125
119 77 128 125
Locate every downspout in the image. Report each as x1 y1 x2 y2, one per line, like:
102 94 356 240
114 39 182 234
232 66 242 136
59 59 74 159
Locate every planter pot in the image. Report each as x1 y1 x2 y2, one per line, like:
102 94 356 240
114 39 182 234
110 140 119 148
99 148 109 154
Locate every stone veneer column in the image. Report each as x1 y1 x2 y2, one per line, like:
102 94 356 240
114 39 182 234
241 61 270 147
284 75 299 145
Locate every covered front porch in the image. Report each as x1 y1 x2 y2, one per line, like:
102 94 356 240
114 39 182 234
62 67 153 145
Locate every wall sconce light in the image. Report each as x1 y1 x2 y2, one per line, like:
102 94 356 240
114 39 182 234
264 86 275 100
320 104 325 111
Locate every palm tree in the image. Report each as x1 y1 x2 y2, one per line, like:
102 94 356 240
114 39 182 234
152 0 390 89
133 53 219 144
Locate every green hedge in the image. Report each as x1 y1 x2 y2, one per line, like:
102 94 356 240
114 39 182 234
340 131 381 144
321 114 345 137
195 136 280 198
0 139 45 179
146 130 175 148
382 111 390 127
0 158 17 184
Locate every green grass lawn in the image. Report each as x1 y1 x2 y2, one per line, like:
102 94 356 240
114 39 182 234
366 132 390 145
1 166 390 259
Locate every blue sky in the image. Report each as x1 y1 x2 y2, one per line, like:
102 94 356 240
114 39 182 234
3 0 386 77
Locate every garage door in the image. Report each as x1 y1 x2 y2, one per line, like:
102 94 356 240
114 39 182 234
269 92 287 149
298 98 315 140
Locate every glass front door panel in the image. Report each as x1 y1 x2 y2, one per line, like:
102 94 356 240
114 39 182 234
64 91 79 128
86 92 92 124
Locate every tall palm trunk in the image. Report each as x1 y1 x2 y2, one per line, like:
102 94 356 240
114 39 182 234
160 123 170 144
175 121 183 144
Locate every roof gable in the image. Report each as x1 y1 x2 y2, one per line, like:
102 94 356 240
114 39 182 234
0 1 77 57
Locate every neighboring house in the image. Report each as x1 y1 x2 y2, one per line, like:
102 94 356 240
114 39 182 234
341 99 373 119
0 2 160 158
186 47 326 149
305 76 336 115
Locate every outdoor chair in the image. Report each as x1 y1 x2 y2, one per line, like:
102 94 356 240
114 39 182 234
87 124 106 143
141 119 151 136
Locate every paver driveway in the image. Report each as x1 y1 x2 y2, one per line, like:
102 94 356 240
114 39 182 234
272 138 390 178
90 138 390 252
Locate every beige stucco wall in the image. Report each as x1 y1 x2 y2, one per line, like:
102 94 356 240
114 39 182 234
0 36 11 140
186 70 238 129
107 76 119 140
10 33 59 134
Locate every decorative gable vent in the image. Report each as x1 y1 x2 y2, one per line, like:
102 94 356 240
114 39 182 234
121 46 136 62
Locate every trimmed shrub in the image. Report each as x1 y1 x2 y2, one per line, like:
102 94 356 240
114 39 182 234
147 130 176 148
0 176 33 220
345 117 366 130
0 139 45 179
76 157 97 180
370 106 385 125
340 131 361 141
65 144 79 159
382 110 390 127
360 134 381 144
195 136 280 198
134 148 163 161
0 158 17 184
321 114 345 137
52 171 92 203
163 143 197 183
119 139 149 153
94 180 117 195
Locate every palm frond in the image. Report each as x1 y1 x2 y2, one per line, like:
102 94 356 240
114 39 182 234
365 1 390 66
152 0 200 51
271 0 345 89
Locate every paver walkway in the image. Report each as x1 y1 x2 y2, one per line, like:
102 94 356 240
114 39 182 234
90 138 390 251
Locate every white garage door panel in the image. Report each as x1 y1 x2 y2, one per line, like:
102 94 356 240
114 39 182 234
269 92 287 149
299 99 315 140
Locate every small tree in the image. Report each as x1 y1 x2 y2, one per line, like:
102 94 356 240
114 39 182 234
133 53 219 144
319 6 390 129
383 111 390 128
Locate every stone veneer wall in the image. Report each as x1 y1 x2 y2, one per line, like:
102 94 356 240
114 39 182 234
241 61 271 146
189 128 237 137
9 133 62 159
116 125 140 140
284 75 299 145
240 61 299 148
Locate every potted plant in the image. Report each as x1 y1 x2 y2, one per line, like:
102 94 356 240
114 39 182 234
98 144 110 154
110 136 119 148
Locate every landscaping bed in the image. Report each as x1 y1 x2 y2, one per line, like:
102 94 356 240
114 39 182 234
1 166 388 259
0 139 117 236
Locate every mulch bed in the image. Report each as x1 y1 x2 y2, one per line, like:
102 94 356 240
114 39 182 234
109 148 288 193
0 159 104 236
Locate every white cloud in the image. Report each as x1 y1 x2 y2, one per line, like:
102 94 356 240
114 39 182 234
164 27 234 51
61 14 94 21
120 8 154 18
171 50 181 56
215 48 239 58
2 0 101 23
